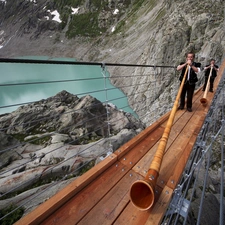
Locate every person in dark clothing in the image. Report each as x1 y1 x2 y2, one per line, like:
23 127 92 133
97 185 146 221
202 59 219 92
177 52 201 112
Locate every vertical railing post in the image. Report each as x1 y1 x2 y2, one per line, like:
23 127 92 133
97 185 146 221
153 65 156 121
101 63 113 153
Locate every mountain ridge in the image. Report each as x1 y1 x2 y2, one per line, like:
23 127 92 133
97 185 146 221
0 0 224 121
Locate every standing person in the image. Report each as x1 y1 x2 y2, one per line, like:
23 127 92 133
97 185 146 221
202 59 219 92
176 52 201 112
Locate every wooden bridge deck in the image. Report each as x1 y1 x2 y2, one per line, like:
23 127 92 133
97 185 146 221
15 63 224 225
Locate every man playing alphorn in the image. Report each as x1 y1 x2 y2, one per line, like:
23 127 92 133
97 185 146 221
177 52 201 112
202 59 219 93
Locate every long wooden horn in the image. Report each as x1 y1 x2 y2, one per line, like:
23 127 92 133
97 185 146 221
129 65 189 211
200 66 213 105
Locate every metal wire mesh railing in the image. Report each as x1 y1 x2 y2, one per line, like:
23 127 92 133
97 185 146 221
162 68 225 225
0 58 177 223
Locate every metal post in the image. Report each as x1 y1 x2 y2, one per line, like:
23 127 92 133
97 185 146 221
101 63 113 154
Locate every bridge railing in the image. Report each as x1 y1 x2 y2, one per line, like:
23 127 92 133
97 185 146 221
0 58 178 223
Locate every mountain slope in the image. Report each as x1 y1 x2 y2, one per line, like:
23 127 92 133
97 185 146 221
0 0 224 121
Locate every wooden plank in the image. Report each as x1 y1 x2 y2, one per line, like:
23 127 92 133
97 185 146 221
132 143 158 177
14 153 118 225
158 106 204 187
145 186 173 225
158 96 208 186
113 201 151 225
77 170 142 225
166 127 200 189
118 126 165 169
165 91 215 190
132 107 193 178
41 161 129 225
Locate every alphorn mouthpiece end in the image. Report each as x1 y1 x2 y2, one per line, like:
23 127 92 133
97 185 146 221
200 98 207 105
130 169 159 211
130 180 155 211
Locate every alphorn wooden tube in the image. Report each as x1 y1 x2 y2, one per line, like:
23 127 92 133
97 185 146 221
200 66 213 105
129 65 189 211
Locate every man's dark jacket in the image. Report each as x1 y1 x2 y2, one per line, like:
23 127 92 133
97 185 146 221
179 62 201 85
204 64 219 78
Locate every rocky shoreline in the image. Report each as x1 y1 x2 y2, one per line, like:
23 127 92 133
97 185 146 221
0 90 145 217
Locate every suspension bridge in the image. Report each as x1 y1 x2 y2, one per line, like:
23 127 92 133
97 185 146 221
0 58 224 225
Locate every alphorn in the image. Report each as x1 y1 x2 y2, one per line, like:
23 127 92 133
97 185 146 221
129 65 189 211
200 66 213 105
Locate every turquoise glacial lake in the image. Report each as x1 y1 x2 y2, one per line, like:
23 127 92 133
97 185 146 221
0 56 136 116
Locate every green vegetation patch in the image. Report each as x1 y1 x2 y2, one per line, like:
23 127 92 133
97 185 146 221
53 0 84 8
78 159 95 176
12 132 51 145
50 0 150 38
27 135 51 145
66 12 106 38
0 204 24 225
114 0 148 33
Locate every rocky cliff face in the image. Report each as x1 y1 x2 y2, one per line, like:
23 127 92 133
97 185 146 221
0 90 144 217
0 0 224 123
1 1 224 62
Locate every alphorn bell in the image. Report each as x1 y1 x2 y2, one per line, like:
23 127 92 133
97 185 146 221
129 65 189 211
200 66 213 105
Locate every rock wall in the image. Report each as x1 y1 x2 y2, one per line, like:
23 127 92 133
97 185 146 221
0 90 144 216
0 0 224 124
